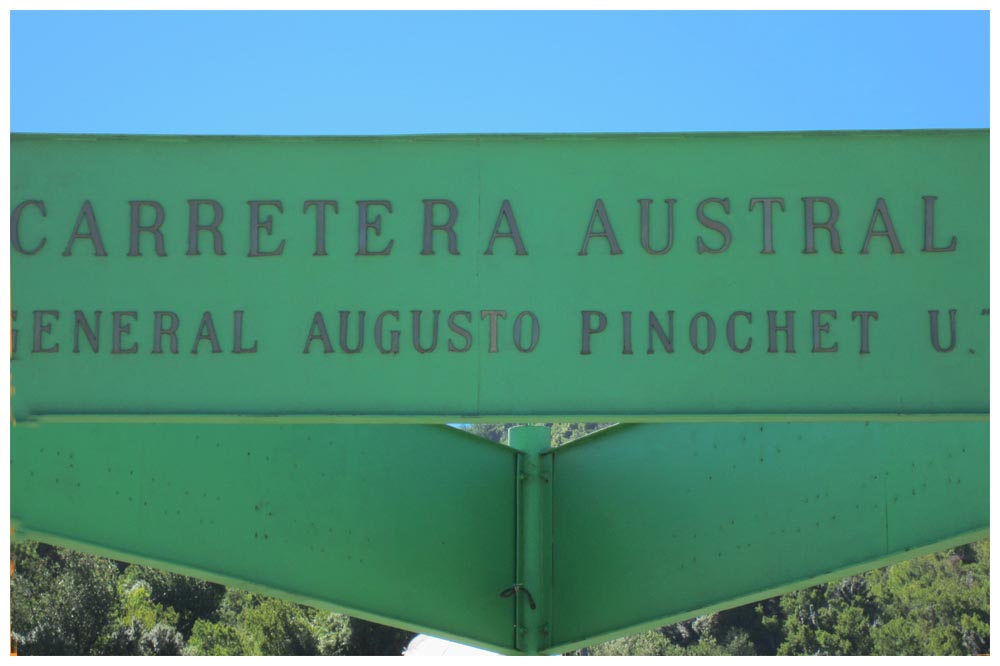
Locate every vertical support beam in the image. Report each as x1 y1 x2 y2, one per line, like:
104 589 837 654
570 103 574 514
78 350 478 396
509 425 552 654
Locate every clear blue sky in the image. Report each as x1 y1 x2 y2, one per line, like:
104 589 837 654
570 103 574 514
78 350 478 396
10 10 989 135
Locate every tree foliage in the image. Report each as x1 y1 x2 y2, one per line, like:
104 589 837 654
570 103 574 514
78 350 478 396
11 541 413 656
583 542 989 656
465 422 612 447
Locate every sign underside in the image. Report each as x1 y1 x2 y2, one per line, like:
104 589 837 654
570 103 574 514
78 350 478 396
11 421 988 654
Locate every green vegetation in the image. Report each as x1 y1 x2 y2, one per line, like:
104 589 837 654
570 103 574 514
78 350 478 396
10 542 411 656
10 424 989 655
581 541 989 655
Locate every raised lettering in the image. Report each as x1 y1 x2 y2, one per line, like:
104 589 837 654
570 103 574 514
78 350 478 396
581 310 607 355
726 311 752 353
153 311 179 354
689 312 716 354
191 312 222 354
187 200 225 256
811 310 838 353
484 200 527 255
480 310 507 353
233 310 258 353
304 312 334 354
922 196 957 253
412 310 441 353
639 199 676 255
303 200 338 257
112 311 138 354
248 200 286 257
33 310 59 353
622 311 633 355
767 310 795 353
128 201 166 257
579 199 622 255
357 200 394 256
647 311 675 354
860 197 903 254
929 309 957 352
447 311 472 353
803 197 842 254
375 311 401 354
62 201 108 257
513 311 540 353
749 197 785 255
73 310 101 353
696 198 732 254
339 311 365 353
422 199 459 255
11 200 47 255
851 311 878 354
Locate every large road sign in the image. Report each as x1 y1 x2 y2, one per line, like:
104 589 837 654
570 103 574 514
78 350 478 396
10 131 988 421
10 130 989 655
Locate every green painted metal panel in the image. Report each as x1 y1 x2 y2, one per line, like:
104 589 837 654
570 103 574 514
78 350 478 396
546 421 989 653
11 130 988 421
8 130 991 654
9 418 990 654
10 422 520 654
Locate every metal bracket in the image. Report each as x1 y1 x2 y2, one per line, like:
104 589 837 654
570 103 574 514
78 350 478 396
499 583 537 610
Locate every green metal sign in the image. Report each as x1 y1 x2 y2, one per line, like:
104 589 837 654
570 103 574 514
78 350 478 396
10 131 988 422
11 422 987 655
9 131 989 655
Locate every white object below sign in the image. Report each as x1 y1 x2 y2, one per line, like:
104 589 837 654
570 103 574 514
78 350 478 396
404 634 500 657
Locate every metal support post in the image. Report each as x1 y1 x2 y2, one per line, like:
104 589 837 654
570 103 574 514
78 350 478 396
508 425 552 655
